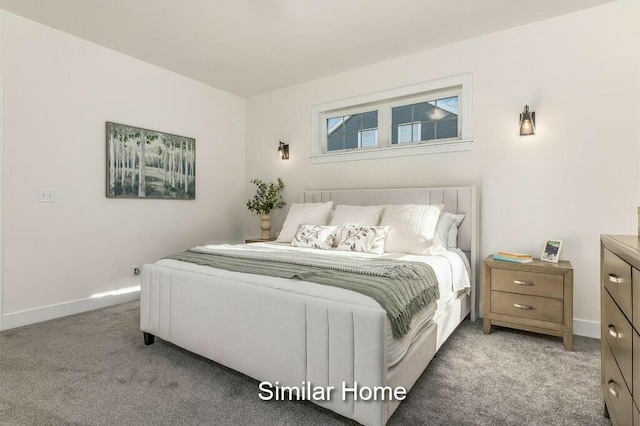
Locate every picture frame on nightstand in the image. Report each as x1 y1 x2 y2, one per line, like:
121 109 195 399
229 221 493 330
541 240 563 263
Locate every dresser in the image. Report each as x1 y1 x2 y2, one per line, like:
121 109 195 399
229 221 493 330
482 256 573 350
600 235 640 426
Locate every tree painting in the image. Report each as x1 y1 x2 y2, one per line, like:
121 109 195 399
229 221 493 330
106 122 196 199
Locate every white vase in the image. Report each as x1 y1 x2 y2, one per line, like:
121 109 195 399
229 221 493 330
260 214 271 240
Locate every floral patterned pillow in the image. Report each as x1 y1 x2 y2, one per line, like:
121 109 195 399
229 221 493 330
291 225 339 250
336 226 390 255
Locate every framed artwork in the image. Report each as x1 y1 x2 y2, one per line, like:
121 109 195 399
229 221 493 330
106 122 195 199
541 240 563 263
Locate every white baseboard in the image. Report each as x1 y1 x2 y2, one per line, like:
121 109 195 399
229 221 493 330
573 319 600 339
478 303 600 339
1 289 140 331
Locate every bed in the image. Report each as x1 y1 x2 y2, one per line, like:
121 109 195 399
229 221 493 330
140 186 478 426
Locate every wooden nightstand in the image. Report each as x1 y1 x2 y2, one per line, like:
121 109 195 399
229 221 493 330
483 255 574 350
245 237 276 243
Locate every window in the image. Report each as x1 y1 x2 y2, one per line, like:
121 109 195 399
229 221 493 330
311 74 472 163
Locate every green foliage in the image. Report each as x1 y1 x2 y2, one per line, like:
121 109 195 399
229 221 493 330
246 178 285 215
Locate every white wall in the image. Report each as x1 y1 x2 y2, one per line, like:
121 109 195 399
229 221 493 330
0 11 245 325
244 0 640 336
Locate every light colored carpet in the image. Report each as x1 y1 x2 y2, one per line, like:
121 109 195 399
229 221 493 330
0 301 609 425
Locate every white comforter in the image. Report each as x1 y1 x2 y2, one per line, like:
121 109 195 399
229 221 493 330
155 242 470 367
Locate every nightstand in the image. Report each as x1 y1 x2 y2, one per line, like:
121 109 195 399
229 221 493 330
245 237 276 243
483 255 574 350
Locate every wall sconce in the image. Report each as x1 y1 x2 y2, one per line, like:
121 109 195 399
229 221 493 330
519 105 536 136
278 141 289 160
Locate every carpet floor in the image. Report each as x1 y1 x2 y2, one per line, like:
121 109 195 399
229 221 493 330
0 301 609 425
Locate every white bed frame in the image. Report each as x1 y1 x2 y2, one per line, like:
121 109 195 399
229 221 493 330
140 186 478 426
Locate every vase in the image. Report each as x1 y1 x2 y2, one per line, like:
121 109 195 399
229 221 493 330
260 214 272 240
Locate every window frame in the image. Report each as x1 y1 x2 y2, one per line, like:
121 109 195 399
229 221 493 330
311 74 473 163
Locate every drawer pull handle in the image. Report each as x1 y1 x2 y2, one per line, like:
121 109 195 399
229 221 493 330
514 280 534 286
513 303 534 310
608 274 623 284
608 325 621 339
607 380 619 398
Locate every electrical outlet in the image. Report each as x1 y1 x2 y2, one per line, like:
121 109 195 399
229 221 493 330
38 188 55 203
132 265 141 276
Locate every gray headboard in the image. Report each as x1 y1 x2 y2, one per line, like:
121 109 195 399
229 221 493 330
301 186 479 320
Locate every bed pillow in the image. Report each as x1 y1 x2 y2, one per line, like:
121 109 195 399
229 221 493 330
336 225 390 255
447 214 466 249
379 204 442 254
433 212 466 249
329 205 384 226
276 201 334 243
291 225 339 250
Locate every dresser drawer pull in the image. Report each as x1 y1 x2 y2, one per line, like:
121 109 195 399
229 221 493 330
607 380 619 398
513 303 534 310
607 325 621 338
608 274 623 284
513 280 534 286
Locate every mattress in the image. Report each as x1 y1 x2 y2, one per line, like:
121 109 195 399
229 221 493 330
154 242 470 368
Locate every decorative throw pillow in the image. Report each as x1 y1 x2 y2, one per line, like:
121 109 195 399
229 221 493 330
433 212 465 249
336 225 390 255
379 204 442 255
276 201 334 243
291 225 339 250
447 214 466 249
329 205 384 226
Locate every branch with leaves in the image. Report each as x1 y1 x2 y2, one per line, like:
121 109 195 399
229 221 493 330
246 178 285 215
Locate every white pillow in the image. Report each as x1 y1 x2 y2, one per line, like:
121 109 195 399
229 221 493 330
291 225 339 250
433 212 466 249
276 202 334 243
336 225 389 255
329 205 383 226
447 214 466 249
379 204 442 254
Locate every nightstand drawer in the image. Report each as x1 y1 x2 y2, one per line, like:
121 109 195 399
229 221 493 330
490 291 563 323
604 290 633 390
491 269 563 299
604 342 633 426
634 330 639 406
603 248 632 320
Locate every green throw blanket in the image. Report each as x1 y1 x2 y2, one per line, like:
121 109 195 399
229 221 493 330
164 245 440 339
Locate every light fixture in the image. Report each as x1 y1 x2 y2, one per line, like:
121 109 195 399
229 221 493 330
278 141 289 160
519 105 536 136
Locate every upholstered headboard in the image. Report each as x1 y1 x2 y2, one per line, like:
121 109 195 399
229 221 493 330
301 186 479 320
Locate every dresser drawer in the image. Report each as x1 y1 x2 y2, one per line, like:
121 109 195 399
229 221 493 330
604 342 634 426
634 402 640 426
603 248 633 320
491 269 563 299
490 291 563 323
604 289 633 390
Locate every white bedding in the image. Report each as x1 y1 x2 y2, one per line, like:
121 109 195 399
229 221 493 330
154 242 470 367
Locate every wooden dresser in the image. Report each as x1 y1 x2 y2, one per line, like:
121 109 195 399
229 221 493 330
600 235 640 426
482 256 573 350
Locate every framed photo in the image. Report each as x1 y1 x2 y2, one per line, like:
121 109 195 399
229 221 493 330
541 240 563 263
106 122 196 199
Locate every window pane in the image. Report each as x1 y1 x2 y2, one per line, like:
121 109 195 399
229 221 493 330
359 129 377 147
397 124 412 144
344 132 359 149
392 96 459 143
327 134 344 151
327 110 378 151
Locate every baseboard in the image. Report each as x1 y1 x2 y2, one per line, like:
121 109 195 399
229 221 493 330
1 289 140 331
573 319 600 339
478 303 600 339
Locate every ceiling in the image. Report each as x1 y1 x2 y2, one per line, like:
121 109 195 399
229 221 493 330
0 0 614 97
